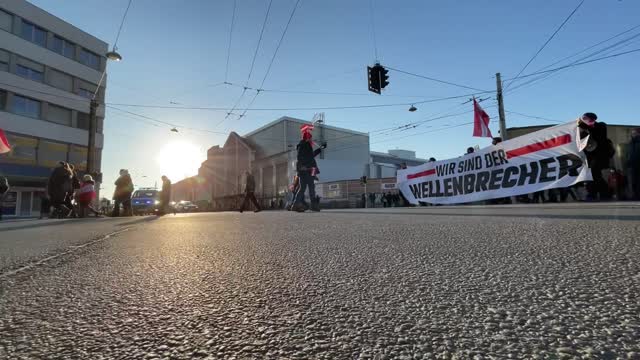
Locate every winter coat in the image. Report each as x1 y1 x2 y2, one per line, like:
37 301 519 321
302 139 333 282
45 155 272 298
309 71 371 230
113 174 133 201
245 174 256 193
296 140 322 174
47 165 71 203
628 136 640 169
77 180 96 203
0 176 8 195
161 178 172 203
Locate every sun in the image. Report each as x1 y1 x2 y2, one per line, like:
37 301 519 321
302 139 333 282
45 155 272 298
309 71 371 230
156 141 205 182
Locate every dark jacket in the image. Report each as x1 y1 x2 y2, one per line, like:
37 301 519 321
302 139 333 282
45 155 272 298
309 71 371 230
0 176 8 195
628 136 640 169
161 178 172 202
114 174 133 200
583 122 614 169
296 140 322 173
47 165 71 203
245 174 256 193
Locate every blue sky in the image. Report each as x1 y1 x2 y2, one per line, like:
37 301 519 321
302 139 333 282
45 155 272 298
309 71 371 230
29 0 640 196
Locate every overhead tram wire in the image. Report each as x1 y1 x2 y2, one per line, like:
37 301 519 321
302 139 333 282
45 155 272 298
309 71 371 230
94 0 133 100
504 0 585 91
236 0 302 120
385 66 489 92
505 110 562 124
506 31 640 95
502 47 640 81
224 0 238 83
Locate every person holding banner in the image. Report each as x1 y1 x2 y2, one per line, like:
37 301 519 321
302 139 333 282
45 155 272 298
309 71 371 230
578 113 614 201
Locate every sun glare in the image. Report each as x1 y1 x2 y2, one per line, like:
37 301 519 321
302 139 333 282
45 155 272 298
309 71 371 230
156 141 204 182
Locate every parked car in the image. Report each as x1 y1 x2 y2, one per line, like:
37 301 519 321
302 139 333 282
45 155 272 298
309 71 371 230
176 200 198 213
131 189 160 215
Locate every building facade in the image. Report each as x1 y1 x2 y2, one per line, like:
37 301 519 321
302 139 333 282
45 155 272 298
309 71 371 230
0 0 108 217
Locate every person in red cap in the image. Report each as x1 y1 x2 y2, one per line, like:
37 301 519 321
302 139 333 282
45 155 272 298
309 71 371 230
292 125 326 212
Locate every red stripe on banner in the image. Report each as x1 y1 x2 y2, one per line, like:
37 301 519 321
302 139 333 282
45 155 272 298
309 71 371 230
506 134 572 159
407 168 436 180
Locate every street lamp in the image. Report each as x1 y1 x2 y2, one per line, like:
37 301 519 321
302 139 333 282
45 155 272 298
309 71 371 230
106 47 122 61
408 105 417 112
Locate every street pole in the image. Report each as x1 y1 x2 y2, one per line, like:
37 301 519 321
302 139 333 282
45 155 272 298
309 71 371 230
364 183 367 209
496 72 508 140
87 99 98 175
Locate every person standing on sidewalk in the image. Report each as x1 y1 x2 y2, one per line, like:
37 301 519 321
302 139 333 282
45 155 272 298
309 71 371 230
292 125 326 212
77 174 100 217
239 171 261 213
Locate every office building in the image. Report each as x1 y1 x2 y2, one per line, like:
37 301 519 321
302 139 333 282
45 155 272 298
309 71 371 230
0 0 108 217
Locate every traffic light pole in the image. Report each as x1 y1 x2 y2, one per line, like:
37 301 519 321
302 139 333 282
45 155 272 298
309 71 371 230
496 72 508 140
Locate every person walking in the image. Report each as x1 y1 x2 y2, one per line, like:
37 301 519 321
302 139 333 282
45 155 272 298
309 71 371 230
48 162 72 218
112 169 133 217
64 164 81 218
239 171 261 213
292 125 326 212
627 128 640 200
77 174 100 217
159 175 172 215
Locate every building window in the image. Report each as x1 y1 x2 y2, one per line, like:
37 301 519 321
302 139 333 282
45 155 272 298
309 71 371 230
3 133 37 165
0 90 6 110
21 21 47 47
48 69 73 92
79 49 100 70
12 95 41 118
0 49 9 72
38 140 68 168
68 145 87 171
77 88 93 99
77 112 90 130
0 9 12 32
16 64 44 82
47 104 72 126
51 36 75 59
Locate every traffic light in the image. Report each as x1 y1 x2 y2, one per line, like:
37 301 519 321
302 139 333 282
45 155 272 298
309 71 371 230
367 64 389 94
379 65 389 90
367 66 380 94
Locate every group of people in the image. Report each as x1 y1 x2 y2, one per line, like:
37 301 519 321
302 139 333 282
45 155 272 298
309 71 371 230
361 192 406 208
110 169 173 217
45 161 99 219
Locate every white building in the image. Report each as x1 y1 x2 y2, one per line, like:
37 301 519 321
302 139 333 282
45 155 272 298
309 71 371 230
0 0 108 217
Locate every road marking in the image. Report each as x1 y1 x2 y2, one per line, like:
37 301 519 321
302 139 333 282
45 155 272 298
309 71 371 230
0 228 131 279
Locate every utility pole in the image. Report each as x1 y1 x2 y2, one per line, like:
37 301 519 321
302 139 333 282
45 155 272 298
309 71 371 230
496 72 508 140
86 99 98 175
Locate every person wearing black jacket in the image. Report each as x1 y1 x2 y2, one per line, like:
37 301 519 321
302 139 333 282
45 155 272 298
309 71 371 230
239 171 261 213
159 175 172 215
0 176 9 221
292 129 326 212
112 169 133 217
579 113 614 201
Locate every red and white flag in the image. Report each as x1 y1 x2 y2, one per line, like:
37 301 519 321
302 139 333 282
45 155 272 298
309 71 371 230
0 128 11 154
473 98 493 138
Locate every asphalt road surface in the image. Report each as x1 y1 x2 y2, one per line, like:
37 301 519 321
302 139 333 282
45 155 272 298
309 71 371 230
1 204 639 359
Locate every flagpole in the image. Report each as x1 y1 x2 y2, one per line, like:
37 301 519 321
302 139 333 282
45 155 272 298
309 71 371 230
496 72 508 140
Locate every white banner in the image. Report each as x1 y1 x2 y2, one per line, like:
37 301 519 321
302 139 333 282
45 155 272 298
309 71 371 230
397 122 592 205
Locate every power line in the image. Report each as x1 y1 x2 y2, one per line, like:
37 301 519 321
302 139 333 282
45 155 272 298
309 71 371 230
504 0 585 90
505 110 562 124
502 47 640 81
106 91 494 112
506 31 640 95
224 0 237 83
385 66 488 92
236 0 302 120
246 0 274 85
